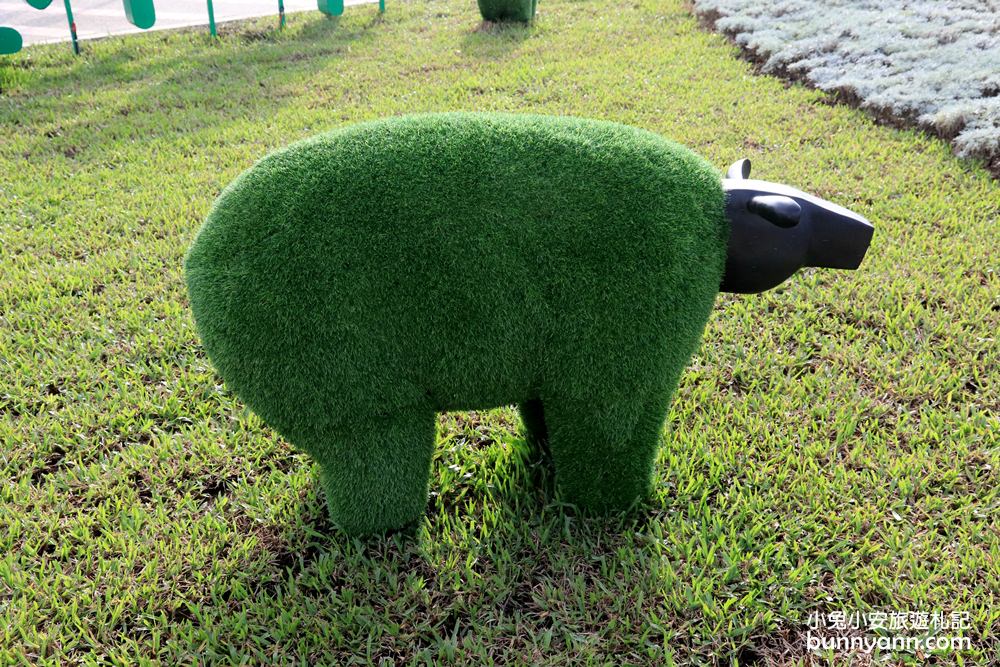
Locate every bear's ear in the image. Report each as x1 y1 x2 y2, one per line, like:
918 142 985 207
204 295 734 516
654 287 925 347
726 158 751 180
748 195 801 228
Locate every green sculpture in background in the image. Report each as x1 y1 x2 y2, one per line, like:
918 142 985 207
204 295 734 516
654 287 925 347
317 0 344 15
319 0 386 17
123 0 156 30
478 0 537 22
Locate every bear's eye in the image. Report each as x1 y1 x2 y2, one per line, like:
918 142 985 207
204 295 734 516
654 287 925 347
748 195 801 228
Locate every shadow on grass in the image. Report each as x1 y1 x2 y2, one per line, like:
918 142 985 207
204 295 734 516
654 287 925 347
255 432 655 599
9 11 383 154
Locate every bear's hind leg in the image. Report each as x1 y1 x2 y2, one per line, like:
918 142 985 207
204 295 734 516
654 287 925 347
314 408 436 536
542 394 669 513
517 398 549 456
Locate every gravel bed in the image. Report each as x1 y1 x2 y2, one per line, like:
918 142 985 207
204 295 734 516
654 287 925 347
693 0 1000 173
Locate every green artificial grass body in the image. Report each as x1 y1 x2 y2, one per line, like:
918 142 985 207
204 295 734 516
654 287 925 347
477 0 537 23
185 112 728 535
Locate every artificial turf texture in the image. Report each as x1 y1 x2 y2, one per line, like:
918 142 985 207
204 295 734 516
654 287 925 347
185 113 728 535
2 0 998 663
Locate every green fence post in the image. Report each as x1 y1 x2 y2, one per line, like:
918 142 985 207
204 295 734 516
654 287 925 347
63 0 79 55
206 0 217 36
379 0 385 12
278 0 286 28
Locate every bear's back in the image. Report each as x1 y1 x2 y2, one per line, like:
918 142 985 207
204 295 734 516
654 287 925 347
185 113 726 440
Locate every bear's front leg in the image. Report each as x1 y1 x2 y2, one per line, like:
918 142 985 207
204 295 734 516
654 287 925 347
311 408 436 536
541 394 671 513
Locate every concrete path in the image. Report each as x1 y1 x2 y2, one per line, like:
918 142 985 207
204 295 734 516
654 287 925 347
1 0 372 46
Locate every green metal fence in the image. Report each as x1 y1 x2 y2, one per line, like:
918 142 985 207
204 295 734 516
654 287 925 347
1 0 383 55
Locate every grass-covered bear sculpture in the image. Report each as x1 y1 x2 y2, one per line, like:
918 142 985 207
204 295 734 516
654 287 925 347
186 113 872 535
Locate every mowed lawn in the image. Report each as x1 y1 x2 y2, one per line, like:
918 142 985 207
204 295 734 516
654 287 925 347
1 0 997 664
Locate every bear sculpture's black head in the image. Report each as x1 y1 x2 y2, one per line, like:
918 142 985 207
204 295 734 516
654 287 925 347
720 159 874 294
